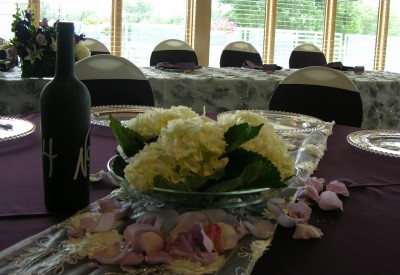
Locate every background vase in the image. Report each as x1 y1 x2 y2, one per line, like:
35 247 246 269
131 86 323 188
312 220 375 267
20 54 55 78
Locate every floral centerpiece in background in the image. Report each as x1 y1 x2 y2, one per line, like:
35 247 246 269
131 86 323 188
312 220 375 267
110 106 295 196
10 5 90 78
0 42 18 71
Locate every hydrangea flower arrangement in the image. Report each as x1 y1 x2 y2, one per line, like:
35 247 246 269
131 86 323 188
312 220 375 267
110 106 295 194
10 5 90 78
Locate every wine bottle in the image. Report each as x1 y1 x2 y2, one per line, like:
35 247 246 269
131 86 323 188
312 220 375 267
40 22 91 212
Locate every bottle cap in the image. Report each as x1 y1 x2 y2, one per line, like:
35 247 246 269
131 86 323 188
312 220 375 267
57 22 75 33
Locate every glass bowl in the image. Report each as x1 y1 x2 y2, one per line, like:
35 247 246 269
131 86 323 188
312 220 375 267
107 156 276 209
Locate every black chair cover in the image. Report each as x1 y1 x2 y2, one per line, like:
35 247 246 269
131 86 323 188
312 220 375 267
150 50 198 66
81 79 155 107
289 51 327 68
269 84 363 127
220 50 263 67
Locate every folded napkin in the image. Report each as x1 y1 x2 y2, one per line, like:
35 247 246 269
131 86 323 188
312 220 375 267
325 62 355 71
155 62 201 72
242 60 282 71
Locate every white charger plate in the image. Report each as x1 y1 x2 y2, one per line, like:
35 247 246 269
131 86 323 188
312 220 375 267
0 117 36 142
91 105 158 126
347 130 400 158
218 110 326 133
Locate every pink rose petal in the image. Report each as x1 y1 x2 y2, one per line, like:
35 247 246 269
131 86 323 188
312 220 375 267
326 180 350 197
318 191 343 211
288 201 312 223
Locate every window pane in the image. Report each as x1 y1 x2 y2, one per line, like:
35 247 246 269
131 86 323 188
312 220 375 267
40 0 112 52
385 0 400 73
122 0 187 66
0 0 28 41
336 0 379 70
275 0 326 68
209 0 266 67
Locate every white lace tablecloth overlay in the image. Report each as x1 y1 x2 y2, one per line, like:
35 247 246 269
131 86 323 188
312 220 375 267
0 122 333 275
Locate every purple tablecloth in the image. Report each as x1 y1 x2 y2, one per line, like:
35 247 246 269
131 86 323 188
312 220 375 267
1 115 399 274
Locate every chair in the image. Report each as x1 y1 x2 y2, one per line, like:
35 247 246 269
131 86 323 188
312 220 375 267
75 55 154 107
269 66 363 127
288 44 327 69
150 39 198 66
220 41 262 67
81 38 110 56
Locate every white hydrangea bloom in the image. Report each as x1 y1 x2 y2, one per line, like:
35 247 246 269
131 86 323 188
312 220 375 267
125 106 198 139
218 110 295 180
75 42 91 60
124 115 228 191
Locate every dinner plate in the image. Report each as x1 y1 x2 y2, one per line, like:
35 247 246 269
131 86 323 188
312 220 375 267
91 105 158 127
347 130 400 158
0 116 36 142
218 110 326 133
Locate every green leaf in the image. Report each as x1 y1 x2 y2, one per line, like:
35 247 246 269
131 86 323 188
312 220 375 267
154 169 225 192
111 154 127 178
224 123 263 154
206 148 287 192
109 115 146 157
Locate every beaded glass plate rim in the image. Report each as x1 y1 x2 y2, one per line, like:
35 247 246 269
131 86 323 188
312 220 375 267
0 116 36 142
218 109 326 133
346 129 400 158
90 105 161 127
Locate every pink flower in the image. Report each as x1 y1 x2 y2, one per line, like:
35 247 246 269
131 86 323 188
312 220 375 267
35 33 47 46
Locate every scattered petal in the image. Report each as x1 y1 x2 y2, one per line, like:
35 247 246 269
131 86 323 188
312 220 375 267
293 224 323 239
318 191 343 211
326 180 350 197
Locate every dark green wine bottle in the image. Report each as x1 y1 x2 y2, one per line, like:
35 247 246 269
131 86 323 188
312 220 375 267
40 22 91 212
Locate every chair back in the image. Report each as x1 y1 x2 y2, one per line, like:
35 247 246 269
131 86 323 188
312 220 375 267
220 41 262 67
81 38 110 56
75 55 154 106
289 43 327 68
150 39 198 66
269 66 363 127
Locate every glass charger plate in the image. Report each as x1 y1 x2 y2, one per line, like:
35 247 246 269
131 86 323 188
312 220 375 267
0 116 36 142
218 110 326 133
347 130 400 158
91 105 158 127
106 155 275 209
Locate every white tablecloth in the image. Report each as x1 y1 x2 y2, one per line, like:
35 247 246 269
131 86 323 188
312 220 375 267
1 67 400 129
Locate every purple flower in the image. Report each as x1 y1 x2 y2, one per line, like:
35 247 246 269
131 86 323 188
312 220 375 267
41 18 49 28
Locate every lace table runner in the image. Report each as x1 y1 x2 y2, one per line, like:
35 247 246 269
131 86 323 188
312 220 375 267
0 122 333 274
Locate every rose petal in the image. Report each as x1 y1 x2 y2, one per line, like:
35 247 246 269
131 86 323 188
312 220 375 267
326 180 350 197
242 219 275 239
287 201 312 223
318 191 343 211
293 224 323 239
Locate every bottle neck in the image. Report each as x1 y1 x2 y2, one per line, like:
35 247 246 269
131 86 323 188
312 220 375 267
55 30 75 78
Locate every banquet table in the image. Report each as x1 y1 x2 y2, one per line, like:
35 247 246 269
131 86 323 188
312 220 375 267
1 66 400 130
0 114 399 275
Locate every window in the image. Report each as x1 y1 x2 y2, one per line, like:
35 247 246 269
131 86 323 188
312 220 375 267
1 0 399 72
0 0 27 41
335 0 379 70
209 0 266 67
40 0 112 53
275 0 325 67
385 0 400 73
121 0 187 66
